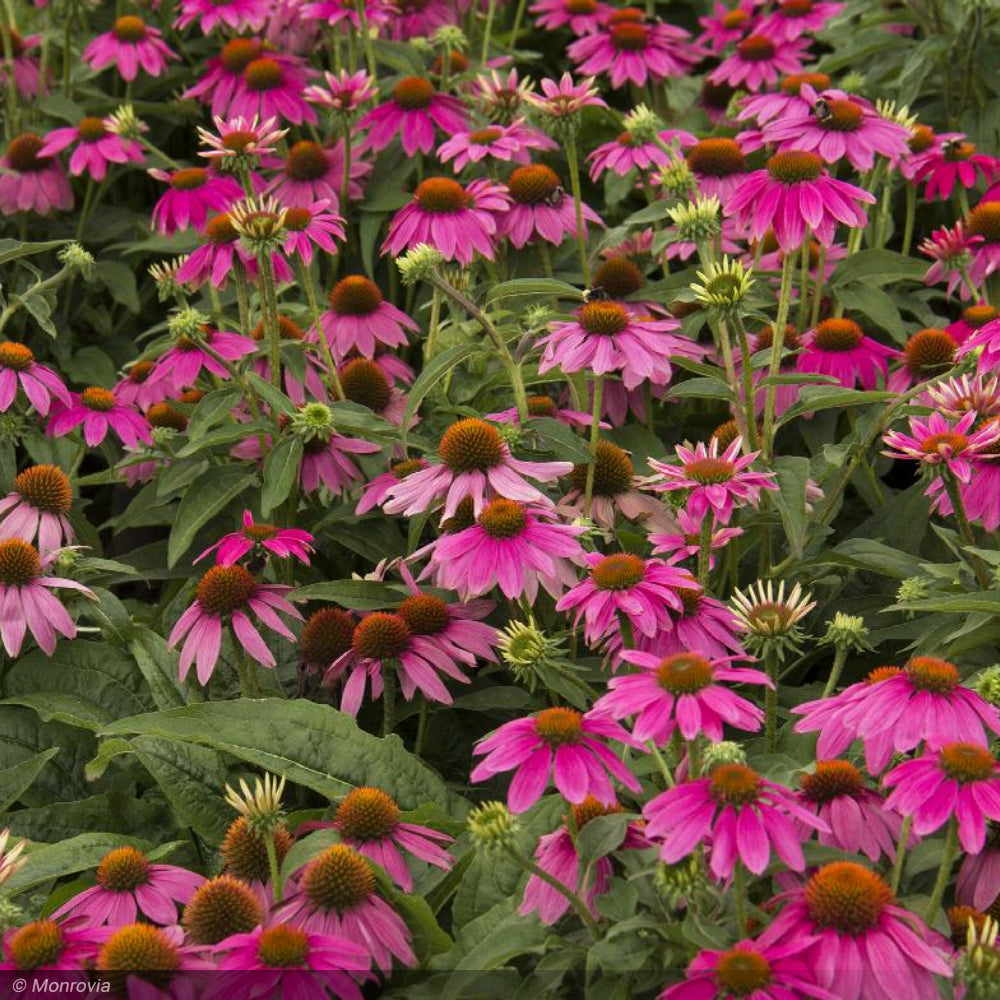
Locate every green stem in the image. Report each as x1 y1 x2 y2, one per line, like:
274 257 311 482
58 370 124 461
509 0 528 49
697 514 713 588
354 0 378 79
339 129 352 221
480 0 497 64
901 183 917 258
942 467 992 590
687 736 702 779
232 259 252 335
507 846 600 940
382 662 396 736
821 645 848 699
256 251 282 389
732 313 758 451
796 236 811 329
564 141 591 286
648 741 674 787
761 254 795 462
414 697 429 756
924 817 959 923
264 830 284 903
582 376 603 518
425 286 441 363
297 260 343 400
810 243 827 329
733 862 748 937
764 647 779 754
889 814 913 895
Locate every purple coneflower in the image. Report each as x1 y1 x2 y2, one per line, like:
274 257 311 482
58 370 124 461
82 15 178 81
359 77 468 157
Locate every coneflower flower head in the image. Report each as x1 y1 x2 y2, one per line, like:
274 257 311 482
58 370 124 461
730 578 814 659
224 772 286 834
690 255 753 309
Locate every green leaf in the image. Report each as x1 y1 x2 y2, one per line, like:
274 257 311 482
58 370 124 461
5 833 155 895
485 279 584 304
244 372 297 417
827 249 927 288
832 284 904 340
2 642 154 731
576 813 629 863
186 386 242 440
0 749 59 812
527 417 592 463
771 455 812 560
669 377 736 402
128 627 188 710
167 467 257 567
403 344 484 438
887 591 1000 615
261 435 302 515
777 385 896 425
95 260 140 313
100 699 467 816
0 239 69 265
291 578 409 610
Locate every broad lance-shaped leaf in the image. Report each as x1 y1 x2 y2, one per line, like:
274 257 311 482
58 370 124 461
0 749 59 813
167 467 258 567
403 344 485 441
101 699 468 818
261 434 302 515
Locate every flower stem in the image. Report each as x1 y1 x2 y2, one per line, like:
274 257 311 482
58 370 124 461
506 846 601 940
265 829 284 904
564 141 591 286
731 313 758 451
480 0 497 64
764 647 779 754
648 741 675 788
425 286 441 363
232 259 252 335
889 814 913 896
924 816 959 923
761 254 795 462
382 662 396 737
339 129 353 220
821 644 848 699
297 260 344 400
942 467 992 589
256 251 282 389
583 376 604 517
733 862 748 937
901 182 917 258
354 0 378 79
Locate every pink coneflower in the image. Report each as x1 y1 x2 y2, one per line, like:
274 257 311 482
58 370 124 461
183 38 267 118
421 499 585 601
149 167 242 235
359 77 468 157
530 0 611 35
38 117 143 182
383 417 572 519
757 0 845 40
596 650 769 745
437 121 545 172
0 30 42 98
175 0 269 33
957 827 1000 909
302 787 453 893
498 163 602 248
795 760 904 863
168 564 301 683
0 539 93 656
114 362 171 410
297 430 382 496
762 87 911 173
488 394 600 430
644 764 826 879
304 69 378 121
471 706 641 812
957 315 1000 375
725 151 875 250
176 213 252 290
795 318 894 390
382 177 509 265
281 201 345 265
588 128 696 181
146 327 257 395
920 220 983 299
275 845 415 973
0 465 74 554
82 15 178 81
947 303 997 346
684 138 750 204
323 611 470 712
96 924 214 996
524 71 606 121
0 342 70 416
195 510 314 566
318 275 417 360
650 508 742 567
212 933 363 1000
965 201 1000 287
538 300 700 390
386 0 454 40
555 552 694 645
886 326 958 392
883 411 1000 487
475 67 536 122
709 34 809 92
885 742 1000 853
521 798 647 924
760 862 952 996
0 918 108 976
737 71 833 125
568 9 702 88
928 370 1000 421
660 938 838 1000
264 141 339 206
915 133 999 202
357 459 429 516
646 437 777 525
212 924 369 1000
698 1 756 53
335 358 410 426
230 53 317 126
796 657 1000 774
251 318 324 403
302 0 392 30
0 132 72 216
557 439 675 532
54 847 203 926
47 388 151 449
